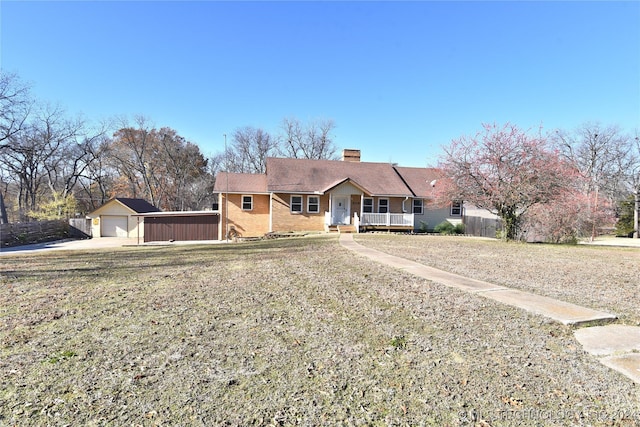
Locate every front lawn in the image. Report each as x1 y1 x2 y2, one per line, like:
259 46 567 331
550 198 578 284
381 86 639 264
1 235 639 425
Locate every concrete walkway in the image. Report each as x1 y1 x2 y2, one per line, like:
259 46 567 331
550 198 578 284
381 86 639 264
339 233 640 384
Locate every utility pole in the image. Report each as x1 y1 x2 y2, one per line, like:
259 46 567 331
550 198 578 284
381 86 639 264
224 134 229 242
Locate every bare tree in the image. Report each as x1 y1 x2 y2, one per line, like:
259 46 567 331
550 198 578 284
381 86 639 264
0 71 33 148
156 127 209 210
0 104 85 220
75 133 116 211
553 123 632 239
625 134 640 238
108 117 212 210
108 116 160 204
224 126 277 173
279 117 338 160
0 73 33 221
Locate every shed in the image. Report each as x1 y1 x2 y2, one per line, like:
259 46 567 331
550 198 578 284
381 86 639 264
87 198 160 238
134 211 220 242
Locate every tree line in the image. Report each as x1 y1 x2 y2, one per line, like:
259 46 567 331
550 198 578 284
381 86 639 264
0 72 338 223
2 71 637 242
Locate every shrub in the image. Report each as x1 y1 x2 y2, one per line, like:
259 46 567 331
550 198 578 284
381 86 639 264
434 221 455 235
434 221 465 235
615 196 635 237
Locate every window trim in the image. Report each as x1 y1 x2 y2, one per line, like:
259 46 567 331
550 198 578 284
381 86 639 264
412 198 423 215
242 195 253 211
450 201 462 216
363 197 374 213
307 195 320 213
290 195 303 213
378 198 389 214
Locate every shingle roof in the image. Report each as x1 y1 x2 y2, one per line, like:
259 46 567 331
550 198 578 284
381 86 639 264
266 157 412 196
213 172 268 193
114 198 161 213
212 159 446 198
393 167 443 198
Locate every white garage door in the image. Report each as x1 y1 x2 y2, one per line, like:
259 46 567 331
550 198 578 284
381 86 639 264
101 216 129 237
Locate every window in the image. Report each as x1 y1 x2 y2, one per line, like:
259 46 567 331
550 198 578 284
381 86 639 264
212 193 219 211
451 201 462 216
412 199 423 214
290 195 303 213
242 195 253 211
363 198 374 213
378 198 389 213
307 196 320 213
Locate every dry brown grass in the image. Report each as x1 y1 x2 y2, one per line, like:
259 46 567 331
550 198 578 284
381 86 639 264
1 235 639 426
354 234 640 325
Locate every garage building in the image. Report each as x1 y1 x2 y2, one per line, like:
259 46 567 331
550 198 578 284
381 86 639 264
87 198 160 238
134 211 219 242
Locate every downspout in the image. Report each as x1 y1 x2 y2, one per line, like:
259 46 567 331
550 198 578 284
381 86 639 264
269 192 274 233
402 196 409 213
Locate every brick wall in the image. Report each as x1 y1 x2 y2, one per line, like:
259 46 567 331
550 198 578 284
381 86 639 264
220 193 270 238
272 193 328 232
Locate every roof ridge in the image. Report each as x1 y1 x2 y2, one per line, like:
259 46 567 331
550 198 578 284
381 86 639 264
392 166 417 197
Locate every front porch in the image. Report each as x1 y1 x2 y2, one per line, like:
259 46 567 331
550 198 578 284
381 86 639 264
357 212 414 232
322 185 415 233
325 211 414 232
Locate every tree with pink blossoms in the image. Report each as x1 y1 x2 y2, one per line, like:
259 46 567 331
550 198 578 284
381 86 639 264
438 123 580 241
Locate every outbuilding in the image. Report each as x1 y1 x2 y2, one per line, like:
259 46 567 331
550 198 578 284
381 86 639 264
87 198 160 238
133 211 220 243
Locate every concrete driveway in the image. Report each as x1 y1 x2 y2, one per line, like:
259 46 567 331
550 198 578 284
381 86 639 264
0 238 139 256
0 237 229 256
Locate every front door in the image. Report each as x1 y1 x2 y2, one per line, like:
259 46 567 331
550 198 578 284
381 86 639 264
332 196 350 225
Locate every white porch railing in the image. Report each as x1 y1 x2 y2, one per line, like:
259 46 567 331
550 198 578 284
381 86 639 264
361 213 414 227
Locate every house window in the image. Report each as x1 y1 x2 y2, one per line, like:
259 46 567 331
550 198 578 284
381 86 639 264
412 199 423 214
242 195 253 211
363 198 373 213
291 195 303 213
451 201 462 216
307 196 320 213
378 198 389 213
212 193 219 211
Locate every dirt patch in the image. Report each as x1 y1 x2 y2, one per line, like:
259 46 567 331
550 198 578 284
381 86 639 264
1 235 639 425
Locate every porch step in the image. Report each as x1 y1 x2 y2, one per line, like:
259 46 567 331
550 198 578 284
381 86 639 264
337 225 357 234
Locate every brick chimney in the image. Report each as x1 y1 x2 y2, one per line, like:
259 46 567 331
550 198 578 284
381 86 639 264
342 149 361 162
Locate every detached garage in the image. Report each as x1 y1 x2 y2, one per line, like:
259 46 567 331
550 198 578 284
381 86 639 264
101 215 129 238
135 211 219 242
87 198 161 238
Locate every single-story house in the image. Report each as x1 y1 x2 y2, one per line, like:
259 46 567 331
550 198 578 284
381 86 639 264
87 198 160 238
212 149 469 239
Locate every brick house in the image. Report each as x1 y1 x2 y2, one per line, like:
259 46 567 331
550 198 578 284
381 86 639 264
213 150 472 240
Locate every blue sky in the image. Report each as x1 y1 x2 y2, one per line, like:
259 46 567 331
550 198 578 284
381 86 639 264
2 1 639 167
